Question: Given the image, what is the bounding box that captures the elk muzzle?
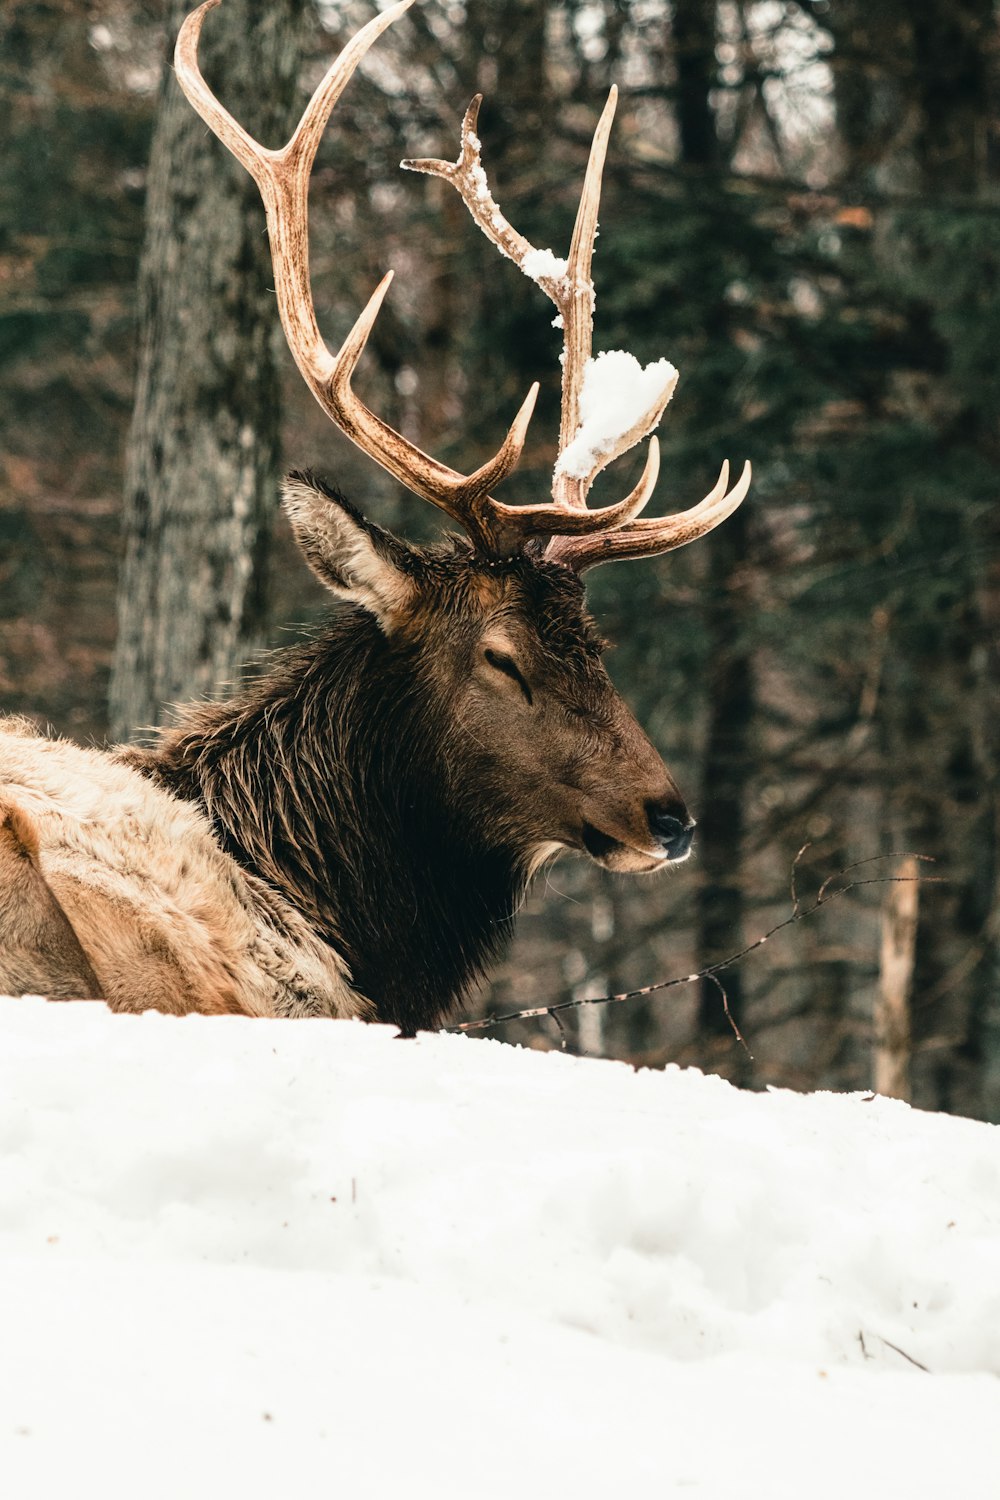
[646,801,696,862]
[577,787,694,873]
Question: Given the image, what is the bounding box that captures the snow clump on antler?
[555,350,679,481]
[520,247,570,283]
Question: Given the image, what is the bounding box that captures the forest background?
[1,0,997,1119]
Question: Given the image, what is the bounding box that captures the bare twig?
[862,1330,931,1373]
[789,840,812,917]
[703,970,753,1059]
[444,852,940,1045]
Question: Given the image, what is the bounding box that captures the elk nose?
[647,804,696,861]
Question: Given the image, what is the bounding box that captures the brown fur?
[0,715,364,1016]
[1,478,691,1026]
[0,796,103,1001]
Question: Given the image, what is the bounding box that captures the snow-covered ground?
[2,997,998,1498]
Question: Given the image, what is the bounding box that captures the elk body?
[0,0,750,1030]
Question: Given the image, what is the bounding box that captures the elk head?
[174,0,750,880]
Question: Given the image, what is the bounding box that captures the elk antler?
[174,0,657,558]
[403,91,751,570]
[176,0,749,569]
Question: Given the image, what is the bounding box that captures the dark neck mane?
[133,612,526,1032]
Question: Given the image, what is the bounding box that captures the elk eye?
[483,648,533,705]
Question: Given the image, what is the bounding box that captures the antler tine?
[177,3,751,567]
[404,86,616,461]
[556,87,616,484]
[404,87,688,542]
[175,0,541,555]
[325,273,540,546]
[402,96,542,282]
[547,459,752,572]
[487,437,659,540]
[403,88,618,485]
[174,0,275,184]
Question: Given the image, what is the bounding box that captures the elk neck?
[129,608,528,1033]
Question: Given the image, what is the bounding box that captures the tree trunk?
[696,502,753,1063]
[668,0,755,1069]
[875,856,919,1100]
[109,0,310,742]
[672,0,722,170]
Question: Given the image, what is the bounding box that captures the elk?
[0,0,750,1031]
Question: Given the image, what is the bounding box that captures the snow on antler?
[555,351,679,482]
[403,82,749,568]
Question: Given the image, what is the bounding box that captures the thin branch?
[703,970,753,1059]
[444,853,941,1045]
[864,1331,931,1373]
[789,840,812,917]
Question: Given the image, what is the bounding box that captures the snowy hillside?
[2,997,999,1498]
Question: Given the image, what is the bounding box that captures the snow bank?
[2,997,998,1498]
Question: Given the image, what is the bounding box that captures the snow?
[2,997,999,1498]
[520,245,569,283]
[556,347,679,478]
[469,158,492,202]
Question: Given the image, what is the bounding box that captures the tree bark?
[696,502,753,1062]
[109,0,310,742]
[672,0,721,170]
[667,0,755,1068]
[875,856,919,1100]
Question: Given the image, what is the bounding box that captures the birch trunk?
[875,856,919,1100]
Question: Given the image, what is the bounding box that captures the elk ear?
[282,472,416,628]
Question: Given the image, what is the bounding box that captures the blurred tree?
[818,0,1000,1116]
[667,0,756,1071]
[109,0,312,740]
[0,0,154,738]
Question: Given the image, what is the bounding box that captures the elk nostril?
[647,804,696,860]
